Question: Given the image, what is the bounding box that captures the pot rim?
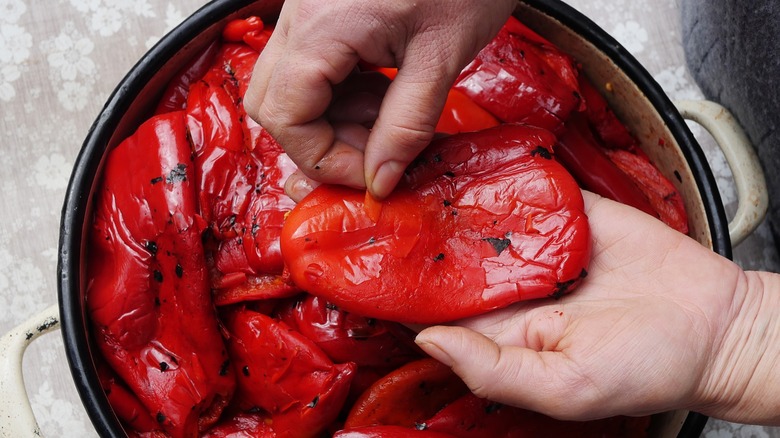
[57,0,730,437]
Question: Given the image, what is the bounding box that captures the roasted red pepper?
[96,360,161,434]
[222,16,274,52]
[454,16,583,131]
[435,88,500,134]
[154,40,221,115]
[186,42,298,291]
[223,308,357,437]
[605,148,689,233]
[281,124,590,323]
[87,111,235,437]
[345,358,469,430]
[201,412,273,437]
[275,294,422,368]
[424,393,651,438]
[555,114,658,218]
[576,75,637,151]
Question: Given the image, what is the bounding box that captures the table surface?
[1,0,778,436]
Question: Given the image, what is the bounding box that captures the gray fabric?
[681,0,780,245]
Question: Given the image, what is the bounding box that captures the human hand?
[416,191,780,425]
[244,0,515,200]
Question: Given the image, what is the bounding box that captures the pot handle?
[0,304,60,438]
[675,100,768,247]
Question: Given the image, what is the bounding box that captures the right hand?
[244,0,515,200]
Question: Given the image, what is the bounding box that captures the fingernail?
[284,173,320,203]
[415,332,454,367]
[370,160,405,199]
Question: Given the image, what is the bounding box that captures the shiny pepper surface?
[454,16,583,131]
[281,124,591,324]
[87,111,235,437]
[187,43,298,283]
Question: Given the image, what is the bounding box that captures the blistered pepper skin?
[454,16,583,131]
[424,393,651,438]
[223,308,356,438]
[87,111,235,438]
[281,124,591,324]
[186,43,298,286]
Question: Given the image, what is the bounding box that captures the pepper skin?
[223,308,357,438]
[576,75,637,151]
[281,124,591,324]
[275,294,423,368]
[454,16,583,131]
[87,111,235,438]
[344,358,469,430]
[361,65,499,134]
[154,39,221,115]
[555,114,658,218]
[605,148,689,234]
[424,393,651,438]
[187,42,298,289]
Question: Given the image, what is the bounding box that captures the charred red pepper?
[605,148,689,233]
[154,40,221,115]
[576,75,637,151]
[275,294,422,368]
[223,308,356,437]
[281,124,590,324]
[555,114,658,218]
[186,42,298,292]
[454,16,583,131]
[424,393,651,438]
[87,111,235,437]
[345,358,469,430]
[96,360,161,434]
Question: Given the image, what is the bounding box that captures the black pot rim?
[57,0,729,437]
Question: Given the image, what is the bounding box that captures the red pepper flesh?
[281,124,591,323]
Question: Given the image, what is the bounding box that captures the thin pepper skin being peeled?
[87,111,235,437]
[281,124,591,324]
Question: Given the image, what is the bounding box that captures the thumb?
[415,325,588,419]
[363,65,450,199]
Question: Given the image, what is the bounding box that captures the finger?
[284,170,321,203]
[328,71,391,127]
[243,1,294,119]
[363,62,452,199]
[415,325,602,420]
[246,31,367,188]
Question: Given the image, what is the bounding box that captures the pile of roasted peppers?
[87,13,686,438]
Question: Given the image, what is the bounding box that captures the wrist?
[694,270,780,425]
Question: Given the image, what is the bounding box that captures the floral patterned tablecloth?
[1,0,778,436]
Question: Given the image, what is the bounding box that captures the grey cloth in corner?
[681,0,780,245]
